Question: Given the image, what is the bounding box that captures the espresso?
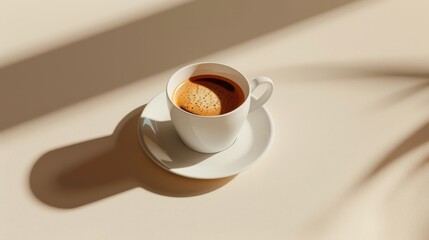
[173,75,245,116]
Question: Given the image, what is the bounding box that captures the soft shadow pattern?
[0,0,361,131]
[316,64,429,187]
[280,63,429,106]
[285,63,429,232]
[357,120,429,187]
[282,63,429,81]
[29,106,235,209]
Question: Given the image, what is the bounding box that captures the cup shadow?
[29,105,235,209]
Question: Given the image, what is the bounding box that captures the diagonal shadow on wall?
[0,0,361,131]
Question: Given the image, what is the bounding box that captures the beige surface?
[1,0,429,239]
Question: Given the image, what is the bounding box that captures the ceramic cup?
[166,62,273,153]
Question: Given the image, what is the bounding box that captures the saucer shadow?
[29,106,235,209]
[141,119,216,169]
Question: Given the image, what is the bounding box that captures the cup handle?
[249,76,274,112]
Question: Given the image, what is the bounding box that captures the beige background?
[1,0,429,239]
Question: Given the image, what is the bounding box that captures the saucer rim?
[137,91,275,179]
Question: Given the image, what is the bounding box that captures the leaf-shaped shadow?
[295,64,429,233]
[358,121,429,188]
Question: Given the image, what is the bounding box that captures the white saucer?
[137,92,274,179]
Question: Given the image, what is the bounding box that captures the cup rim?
[166,62,250,119]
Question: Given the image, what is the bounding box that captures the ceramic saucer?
[137,92,274,179]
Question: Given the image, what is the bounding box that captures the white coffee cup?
[166,62,273,153]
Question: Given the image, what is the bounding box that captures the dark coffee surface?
[173,75,245,116]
